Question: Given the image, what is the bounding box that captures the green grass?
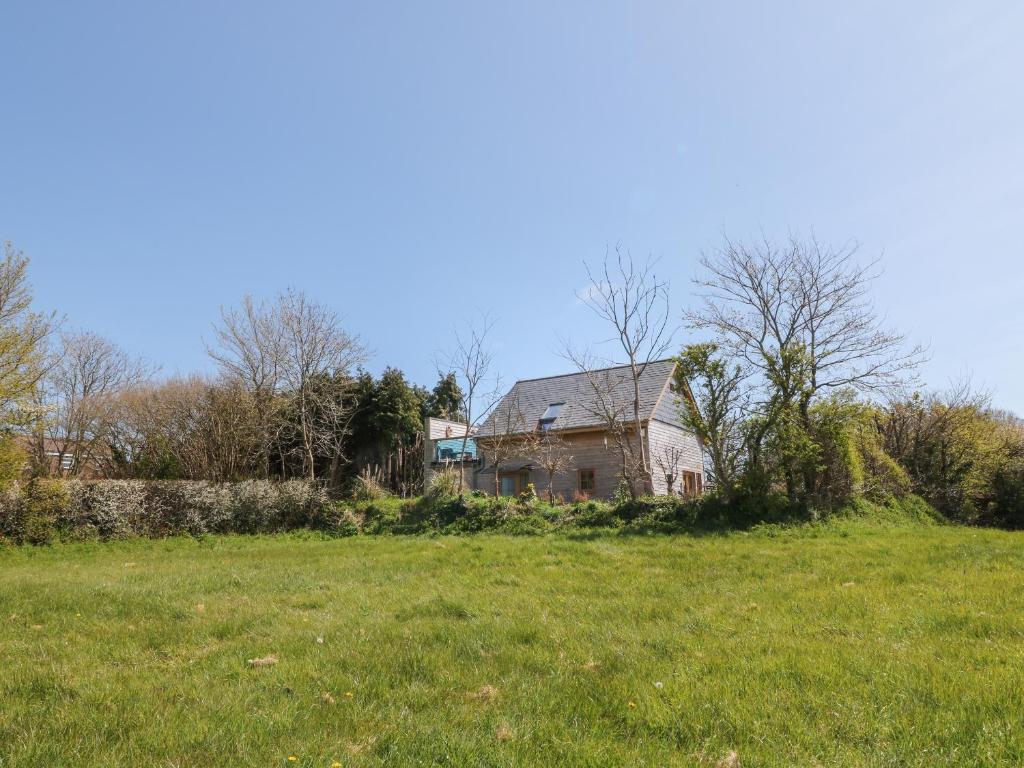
[1,521,1023,767]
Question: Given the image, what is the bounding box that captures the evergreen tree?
[426,373,465,421]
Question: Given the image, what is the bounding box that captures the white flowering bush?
[75,480,148,539]
[0,478,340,542]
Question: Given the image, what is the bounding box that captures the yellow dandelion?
[345,691,354,698]
[287,756,298,762]
[331,763,342,768]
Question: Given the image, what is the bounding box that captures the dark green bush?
[11,480,69,545]
[567,501,623,529]
[497,513,553,536]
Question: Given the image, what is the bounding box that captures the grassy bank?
[1,520,1022,766]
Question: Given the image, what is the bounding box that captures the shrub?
[9,479,69,544]
[347,471,389,502]
[75,481,147,539]
[310,503,360,537]
[277,479,331,529]
[225,480,284,534]
[567,500,622,529]
[356,499,406,535]
[0,437,25,492]
[988,458,1024,529]
[145,482,221,537]
[518,483,538,504]
[427,468,460,499]
[617,496,701,531]
[498,512,553,536]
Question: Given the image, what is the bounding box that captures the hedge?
[0,479,934,545]
[0,479,347,544]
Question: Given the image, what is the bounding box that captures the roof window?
[538,402,564,431]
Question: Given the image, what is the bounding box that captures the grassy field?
[1,521,1023,767]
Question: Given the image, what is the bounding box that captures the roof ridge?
[512,357,676,386]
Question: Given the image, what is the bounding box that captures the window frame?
[577,468,596,493]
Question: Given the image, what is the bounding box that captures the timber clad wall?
[646,419,704,496]
[473,430,643,501]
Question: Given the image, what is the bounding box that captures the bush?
[427,468,460,499]
[225,480,285,534]
[347,472,389,502]
[986,458,1024,529]
[497,513,553,536]
[567,501,623,529]
[310,503,360,537]
[8,479,69,545]
[0,437,25,492]
[74,480,148,539]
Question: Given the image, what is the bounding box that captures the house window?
[47,451,74,473]
[682,471,703,497]
[578,468,595,493]
[538,402,564,431]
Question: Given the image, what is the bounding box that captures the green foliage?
[426,467,460,499]
[0,477,960,545]
[346,471,389,502]
[611,479,633,506]
[0,435,26,491]
[0,243,52,430]
[988,456,1024,529]
[674,344,745,499]
[8,479,69,544]
[568,501,624,529]
[876,393,1024,524]
[518,482,538,504]
[426,372,465,421]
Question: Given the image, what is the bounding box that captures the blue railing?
[433,437,478,463]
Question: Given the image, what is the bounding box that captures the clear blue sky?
[2,2,1022,412]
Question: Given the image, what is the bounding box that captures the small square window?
[578,469,595,493]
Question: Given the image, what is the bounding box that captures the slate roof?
[477,358,682,436]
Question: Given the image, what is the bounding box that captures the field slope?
[1,522,1023,767]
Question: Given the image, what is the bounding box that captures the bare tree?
[107,376,265,481]
[531,430,574,504]
[208,295,283,478]
[438,313,499,495]
[210,289,367,483]
[569,245,674,497]
[688,235,925,500]
[37,330,151,477]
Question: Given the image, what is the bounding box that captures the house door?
[500,474,518,496]
[498,471,530,497]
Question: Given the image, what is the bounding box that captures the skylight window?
[538,402,564,431]
[541,403,564,421]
